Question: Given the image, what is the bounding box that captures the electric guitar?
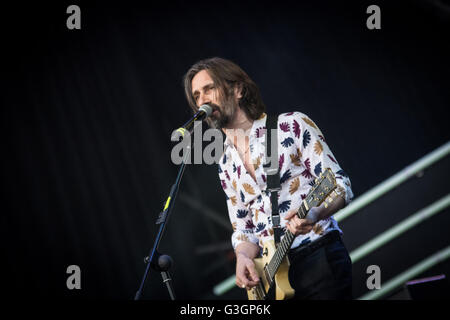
[247,168,338,300]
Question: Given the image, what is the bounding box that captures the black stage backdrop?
[2,0,449,300]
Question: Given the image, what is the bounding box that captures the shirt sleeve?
[218,162,260,250]
[291,112,354,205]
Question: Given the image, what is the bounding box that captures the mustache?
[208,103,221,113]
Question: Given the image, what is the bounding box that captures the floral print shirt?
[218,111,354,251]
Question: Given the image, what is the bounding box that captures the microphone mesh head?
[199,104,213,116]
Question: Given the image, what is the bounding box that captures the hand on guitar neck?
[285,195,345,236]
[284,208,316,235]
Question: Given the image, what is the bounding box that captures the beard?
[207,96,239,129]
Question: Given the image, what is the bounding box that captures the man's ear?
[234,83,243,99]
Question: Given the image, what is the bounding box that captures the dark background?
[2,0,449,300]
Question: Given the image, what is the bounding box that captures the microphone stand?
[134,131,194,300]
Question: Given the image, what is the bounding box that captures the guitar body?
[247,240,295,300]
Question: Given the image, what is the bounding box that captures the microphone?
[174,104,212,138]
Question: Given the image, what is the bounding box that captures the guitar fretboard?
[265,203,308,280]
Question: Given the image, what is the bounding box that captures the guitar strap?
[263,114,282,247]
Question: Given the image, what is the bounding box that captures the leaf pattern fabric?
[303,130,311,148]
[290,149,302,167]
[281,137,294,148]
[302,117,318,130]
[279,122,290,132]
[279,154,285,170]
[243,183,256,195]
[289,177,300,195]
[314,162,322,176]
[218,112,354,250]
[293,119,301,138]
[236,209,248,219]
[278,200,291,213]
[280,169,292,185]
[314,140,323,156]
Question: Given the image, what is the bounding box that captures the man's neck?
[222,108,253,154]
[222,108,253,136]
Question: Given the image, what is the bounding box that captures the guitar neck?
[266,202,308,279]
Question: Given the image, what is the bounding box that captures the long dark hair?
[183,57,266,122]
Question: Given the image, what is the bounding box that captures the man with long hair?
[183,57,354,299]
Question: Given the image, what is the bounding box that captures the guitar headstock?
[304,168,337,210]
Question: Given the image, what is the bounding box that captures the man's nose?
[198,93,211,107]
